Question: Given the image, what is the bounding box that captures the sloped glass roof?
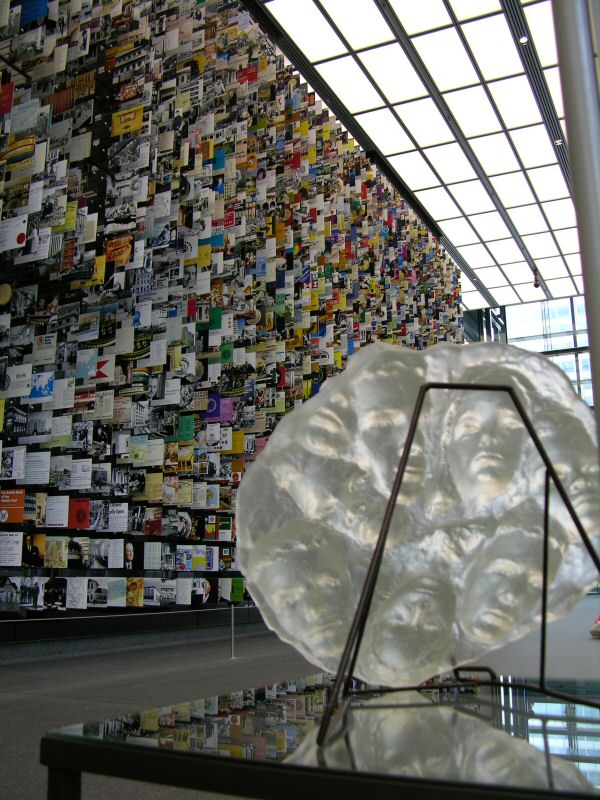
[243,0,579,311]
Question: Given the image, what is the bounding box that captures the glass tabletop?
[50,673,600,795]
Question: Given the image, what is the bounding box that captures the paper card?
[0,489,25,523]
[45,496,69,528]
[0,214,28,251]
[108,503,128,532]
[66,577,88,609]
[20,451,50,485]
[1,446,26,480]
[1,364,32,398]
[69,498,90,530]
[45,536,69,567]
[0,532,23,566]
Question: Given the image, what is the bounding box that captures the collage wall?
[0,0,462,615]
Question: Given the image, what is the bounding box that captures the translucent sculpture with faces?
[237,342,600,685]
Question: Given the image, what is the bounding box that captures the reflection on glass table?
[40,673,600,800]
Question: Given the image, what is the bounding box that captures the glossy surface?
[51,674,600,792]
[237,342,600,684]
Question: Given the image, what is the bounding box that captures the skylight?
[268,0,346,62]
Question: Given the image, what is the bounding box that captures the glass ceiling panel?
[543,66,564,117]
[414,187,462,220]
[443,85,502,137]
[469,210,511,240]
[499,261,532,283]
[355,108,414,155]
[320,0,394,50]
[554,227,580,255]
[473,266,507,287]
[524,1,558,67]
[509,125,557,168]
[490,171,536,207]
[535,256,568,280]
[507,204,548,235]
[393,97,454,147]
[541,198,576,229]
[389,0,452,35]
[439,217,480,245]
[460,274,477,292]
[457,243,496,268]
[359,44,427,104]
[461,290,489,310]
[268,0,347,62]
[514,283,548,302]
[521,231,559,259]
[461,14,524,81]
[316,57,383,113]
[412,28,479,91]
[449,179,495,214]
[468,132,520,174]
[422,142,477,183]
[527,164,570,201]
[573,276,584,293]
[449,0,502,21]
[388,151,440,190]
[486,238,524,263]
[546,277,578,298]
[565,253,582,274]
[488,285,521,305]
[488,75,543,128]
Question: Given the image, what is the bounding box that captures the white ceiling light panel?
[443,85,502,137]
[554,227,580,255]
[456,243,496,268]
[461,14,524,81]
[489,285,521,305]
[412,28,479,91]
[388,0,452,35]
[527,164,569,201]
[541,198,577,229]
[473,266,507,287]
[546,277,578,298]
[468,210,510,241]
[509,125,557,168]
[359,44,427,103]
[355,107,414,154]
[486,238,524,263]
[524,0,558,68]
[498,261,531,283]
[535,256,568,280]
[490,171,536,207]
[449,179,495,214]
[488,75,543,128]
[565,253,581,274]
[449,0,501,21]
[319,0,394,49]
[441,217,480,245]
[316,57,383,113]
[514,283,548,302]
[414,186,462,219]
[520,231,559,259]
[422,142,477,183]
[507,204,548,235]
[542,66,564,117]
[388,151,440,190]
[268,0,346,62]
[468,132,520,174]
[461,290,490,309]
[394,97,454,147]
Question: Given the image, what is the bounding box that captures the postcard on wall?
[20,451,51,485]
[1,364,32,398]
[0,489,25,523]
[45,496,69,528]
[0,532,23,567]
[66,577,88,610]
[1,446,26,481]
[107,577,126,608]
[45,537,69,568]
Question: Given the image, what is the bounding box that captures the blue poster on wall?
[20,0,48,26]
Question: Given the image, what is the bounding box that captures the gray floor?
[1,595,599,800]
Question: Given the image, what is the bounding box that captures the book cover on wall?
[0,489,25,523]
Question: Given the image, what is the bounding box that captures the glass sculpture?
[237,342,600,684]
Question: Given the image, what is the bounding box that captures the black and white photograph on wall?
[128,505,145,535]
[91,421,111,457]
[129,469,146,498]
[68,537,90,569]
[43,576,67,608]
[90,464,111,494]
[87,577,108,608]
[88,539,109,569]
[19,576,46,609]
[20,410,52,444]
[143,577,161,606]
[71,420,93,453]
[4,402,27,435]
[89,501,109,532]
[112,465,130,497]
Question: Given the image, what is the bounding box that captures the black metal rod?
[540,470,551,692]
[317,383,429,746]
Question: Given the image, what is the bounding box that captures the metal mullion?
[374,0,547,298]
[501,0,572,189]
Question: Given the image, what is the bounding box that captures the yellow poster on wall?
[111,104,144,137]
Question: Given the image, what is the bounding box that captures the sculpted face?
[237,342,600,685]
